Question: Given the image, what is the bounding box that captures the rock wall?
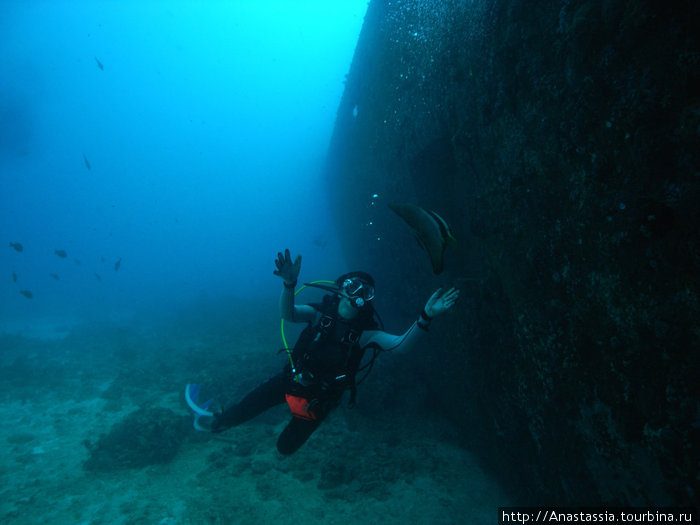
[325,0,698,505]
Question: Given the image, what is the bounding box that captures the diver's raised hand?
[274,248,301,285]
[424,287,459,318]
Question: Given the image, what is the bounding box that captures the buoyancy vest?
[287,295,379,408]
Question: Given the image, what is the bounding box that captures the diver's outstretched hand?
[424,287,459,318]
[274,248,301,285]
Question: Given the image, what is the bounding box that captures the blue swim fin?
[185,383,214,431]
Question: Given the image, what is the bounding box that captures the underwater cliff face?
[326,0,698,505]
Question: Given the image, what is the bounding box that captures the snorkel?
[301,281,341,295]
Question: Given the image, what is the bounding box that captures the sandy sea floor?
[0,314,508,524]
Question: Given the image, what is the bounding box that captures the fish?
[9,242,23,252]
[49,273,60,280]
[83,154,91,170]
[313,235,328,248]
[54,249,67,258]
[94,56,104,70]
[114,257,122,271]
[94,273,101,281]
[19,290,33,299]
[388,202,456,274]
[12,272,17,282]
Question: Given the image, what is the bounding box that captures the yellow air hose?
[281,280,337,373]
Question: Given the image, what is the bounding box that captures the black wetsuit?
[212,370,318,455]
[212,295,377,454]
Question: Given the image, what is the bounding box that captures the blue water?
[0,6,514,523]
[1,1,367,325]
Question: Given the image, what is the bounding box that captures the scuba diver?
[189,249,459,455]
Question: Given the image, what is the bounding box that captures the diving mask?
[341,278,375,308]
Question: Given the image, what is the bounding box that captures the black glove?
[274,248,301,285]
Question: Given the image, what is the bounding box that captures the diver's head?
[336,271,375,319]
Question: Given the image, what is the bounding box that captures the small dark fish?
[94,273,102,281]
[94,56,104,70]
[49,273,60,280]
[83,154,91,170]
[9,242,23,252]
[114,257,122,271]
[12,272,18,282]
[313,235,328,248]
[19,290,33,299]
[54,249,68,258]
[100,256,105,263]
[74,258,81,265]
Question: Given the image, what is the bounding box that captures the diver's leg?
[276,395,341,454]
[211,371,286,432]
[276,416,323,455]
